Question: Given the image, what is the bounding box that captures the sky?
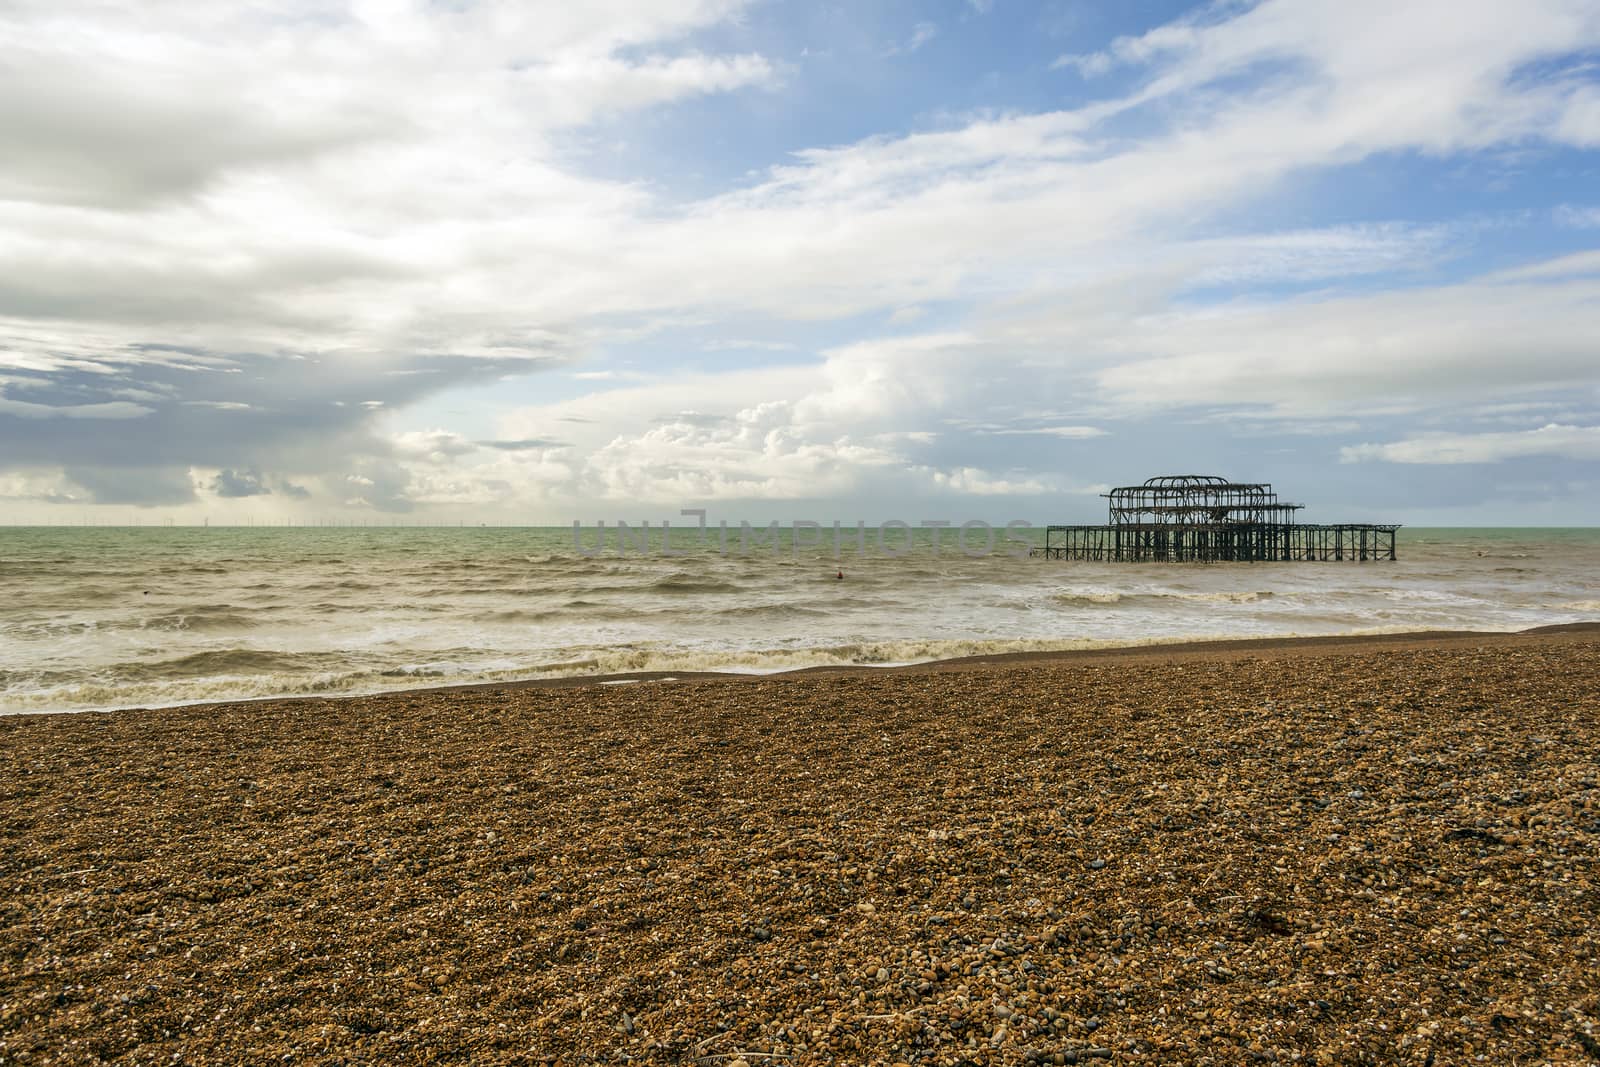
[3,0,1600,526]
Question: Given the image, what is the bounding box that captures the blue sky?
[2,0,1600,523]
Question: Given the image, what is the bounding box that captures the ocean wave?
[648,573,742,594]
[0,623,1505,716]
[713,603,830,619]
[44,585,129,604]
[475,609,568,624]
[12,607,273,638]
[0,638,1125,714]
[5,618,102,639]
[1183,590,1277,603]
[1054,591,1125,605]
[139,607,260,632]
[123,649,310,678]
[7,526,1598,716]
[1053,589,1276,607]
[0,672,354,714]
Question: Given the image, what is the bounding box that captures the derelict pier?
[1037,475,1399,562]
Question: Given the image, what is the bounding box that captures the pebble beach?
[2,627,1598,1065]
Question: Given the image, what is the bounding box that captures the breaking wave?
[1054,589,1277,607]
[0,628,1448,715]
[3,524,1598,715]
[648,573,743,594]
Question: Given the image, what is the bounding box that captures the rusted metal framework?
[1038,474,1399,562]
[1105,474,1304,527]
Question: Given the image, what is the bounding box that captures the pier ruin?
[1038,475,1399,562]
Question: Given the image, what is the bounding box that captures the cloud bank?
[2,0,1599,522]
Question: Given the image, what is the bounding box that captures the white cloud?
[391,429,478,463]
[989,425,1108,439]
[1064,0,1600,136]
[1342,424,1600,464]
[1557,84,1600,146]
[702,339,798,352]
[578,401,906,503]
[534,51,776,120]
[0,0,773,363]
[1052,52,1117,77]
[1554,204,1600,229]
[0,469,84,503]
[925,467,1049,495]
[887,306,927,325]
[1487,249,1600,281]
[884,22,939,58]
[6,0,1595,366]
[4,0,1600,517]
[1091,267,1600,417]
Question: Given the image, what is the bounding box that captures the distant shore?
[2,626,1598,1063]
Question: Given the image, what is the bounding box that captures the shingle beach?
[3,627,1598,1065]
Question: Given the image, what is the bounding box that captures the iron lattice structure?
[1039,474,1399,562]
[1105,474,1305,527]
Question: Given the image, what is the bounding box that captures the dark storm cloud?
[64,465,196,506]
[0,346,559,505]
[341,458,417,514]
[211,468,271,497]
[477,437,567,450]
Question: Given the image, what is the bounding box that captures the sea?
[2,525,1597,714]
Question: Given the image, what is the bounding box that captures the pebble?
[1,635,1596,1065]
